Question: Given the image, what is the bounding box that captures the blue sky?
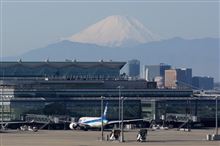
[1,1,219,56]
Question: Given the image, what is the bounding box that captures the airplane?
[69,103,146,131]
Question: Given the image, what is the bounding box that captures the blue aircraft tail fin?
[103,102,108,118]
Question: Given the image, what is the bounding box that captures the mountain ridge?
[3,37,219,81]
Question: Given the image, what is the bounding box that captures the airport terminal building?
[0,61,219,126]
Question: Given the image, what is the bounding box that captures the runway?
[0,128,219,146]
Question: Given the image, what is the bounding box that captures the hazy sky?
[1,1,219,56]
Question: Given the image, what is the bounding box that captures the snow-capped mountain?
[66,15,160,47]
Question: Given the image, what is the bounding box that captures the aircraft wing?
[107,119,148,125]
[0,121,27,124]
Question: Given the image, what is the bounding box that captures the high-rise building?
[143,63,171,87]
[192,76,214,90]
[176,68,192,87]
[165,68,192,89]
[144,63,171,81]
[126,59,140,78]
[164,69,177,88]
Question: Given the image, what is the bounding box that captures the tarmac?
[0,128,220,146]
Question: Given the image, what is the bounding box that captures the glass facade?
[176,68,192,88]
[126,59,140,78]
[1,61,217,125]
[192,76,214,90]
[0,62,125,79]
[142,98,220,123]
[1,99,141,121]
[0,80,193,122]
[1,82,218,124]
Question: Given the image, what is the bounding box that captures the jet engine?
[69,122,78,130]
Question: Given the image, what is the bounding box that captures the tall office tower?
[126,59,140,79]
[144,63,171,87]
[165,68,192,89]
[164,69,177,88]
[192,76,214,90]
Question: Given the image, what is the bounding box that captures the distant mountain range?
[3,15,220,81]
[4,37,219,81]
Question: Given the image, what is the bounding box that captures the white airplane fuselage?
[79,117,108,127]
[69,117,108,129]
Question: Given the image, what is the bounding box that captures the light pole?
[120,96,126,142]
[117,86,123,129]
[188,95,192,131]
[1,85,3,130]
[101,96,105,141]
[215,96,218,135]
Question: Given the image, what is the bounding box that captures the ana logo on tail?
[103,102,108,118]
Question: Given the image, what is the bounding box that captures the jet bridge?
[166,113,198,123]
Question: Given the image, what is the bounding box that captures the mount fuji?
[66,15,160,47]
[3,15,220,81]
